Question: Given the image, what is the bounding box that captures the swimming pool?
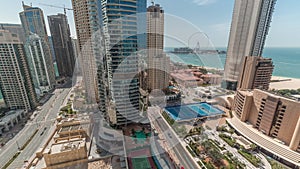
[164,102,224,121]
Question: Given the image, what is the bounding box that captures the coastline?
[270,76,300,90]
[171,59,300,90]
[170,60,224,71]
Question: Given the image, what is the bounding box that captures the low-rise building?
[201,74,222,85]
[0,110,26,134]
[171,70,203,87]
[43,138,88,169]
[55,114,91,141]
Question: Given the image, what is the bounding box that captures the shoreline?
[270,76,300,90]
[170,60,224,71]
[171,59,300,90]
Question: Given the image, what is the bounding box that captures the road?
[148,106,200,169]
[0,88,71,169]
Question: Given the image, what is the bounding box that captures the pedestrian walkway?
[227,117,300,168]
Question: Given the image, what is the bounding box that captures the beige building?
[234,89,300,152]
[43,138,88,169]
[55,114,91,141]
[238,56,273,90]
[201,74,223,85]
[223,0,276,90]
[147,4,170,90]
[71,0,100,103]
[0,30,37,110]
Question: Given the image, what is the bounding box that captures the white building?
[26,34,55,97]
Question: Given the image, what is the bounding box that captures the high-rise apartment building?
[237,56,273,90]
[71,38,79,64]
[26,34,54,96]
[19,3,55,96]
[0,30,37,110]
[48,14,75,78]
[102,0,141,126]
[137,0,147,51]
[71,0,102,103]
[223,0,276,90]
[0,23,26,43]
[147,4,170,90]
[234,89,300,152]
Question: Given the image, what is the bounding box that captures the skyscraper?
[147,4,170,90]
[26,34,54,96]
[48,36,56,63]
[48,13,75,78]
[102,0,141,126]
[71,0,102,103]
[237,56,274,90]
[137,0,147,51]
[19,3,55,96]
[223,0,276,90]
[0,23,26,43]
[0,30,37,110]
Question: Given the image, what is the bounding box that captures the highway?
[148,106,200,169]
[0,87,71,169]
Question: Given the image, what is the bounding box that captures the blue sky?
[0,0,299,47]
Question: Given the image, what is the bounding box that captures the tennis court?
[131,156,151,169]
[164,102,224,121]
[127,148,157,169]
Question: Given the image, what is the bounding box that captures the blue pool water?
[164,102,224,121]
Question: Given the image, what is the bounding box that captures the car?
[40,131,44,136]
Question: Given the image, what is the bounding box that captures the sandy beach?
[270,76,300,90]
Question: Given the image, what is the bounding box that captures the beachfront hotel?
[223,0,276,90]
[233,89,300,152]
[147,3,170,91]
[237,56,274,90]
[0,30,37,111]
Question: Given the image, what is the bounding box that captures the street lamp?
[16,141,20,150]
[36,119,39,129]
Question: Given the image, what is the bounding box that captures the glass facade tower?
[19,3,55,97]
[101,0,141,126]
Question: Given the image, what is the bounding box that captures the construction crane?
[39,3,73,15]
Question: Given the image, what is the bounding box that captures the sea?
[0,47,299,100]
[166,47,300,79]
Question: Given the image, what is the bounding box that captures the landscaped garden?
[219,133,236,147]
[59,103,77,117]
[267,157,289,169]
[162,111,175,125]
[238,149,261,167]
[186,139,245,169]
[218,126,261,168]
[131,128,151,144]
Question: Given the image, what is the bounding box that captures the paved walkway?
[227,116,300,167]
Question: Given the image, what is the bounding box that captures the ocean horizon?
[165,47,300,79]
[0,47,299,101]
